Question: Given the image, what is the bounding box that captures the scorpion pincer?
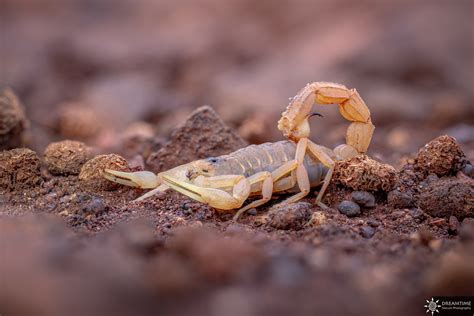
[104,82,375,220]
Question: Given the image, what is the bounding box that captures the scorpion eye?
[208,157,218,163]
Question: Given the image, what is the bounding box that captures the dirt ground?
[1,1,474,316]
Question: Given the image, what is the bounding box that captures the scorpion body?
[209,141,329,192]
[104,81,374,220]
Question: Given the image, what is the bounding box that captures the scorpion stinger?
[278,81,374,207]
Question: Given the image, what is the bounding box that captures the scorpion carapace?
[104,81,374,220]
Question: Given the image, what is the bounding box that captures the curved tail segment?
[278,82,375,207]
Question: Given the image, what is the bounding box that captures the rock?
[415,135,465,176]
[337,200,361,217]
[351,191,375,208]
[418,177,474,220]
[360,226,376,238]
[267,202,312,230]
[462,163,474,178]
[247,208,257,216]
[82,197,106,215]
[0,148,42,191]
[44,140,92,175]
[0,88,28,150]
[387,189,415,209]
[79,154,131,191]
[333,155,397,192]
[147,106,247,172]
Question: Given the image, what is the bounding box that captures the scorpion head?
[183,157,220,180]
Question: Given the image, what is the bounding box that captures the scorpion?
[104,82,375,220]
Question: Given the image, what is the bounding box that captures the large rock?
[147,106,247,172]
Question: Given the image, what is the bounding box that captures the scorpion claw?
[160,175,207,203]
[103,169,160,189]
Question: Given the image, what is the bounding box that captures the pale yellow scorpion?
[104,82,375,220]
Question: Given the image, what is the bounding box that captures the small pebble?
[247,208,257,216]
[337,200,361,217]
[351,191,375,208]
[83,197,106,215]
[462,163,474,178]
[425,174,439,184]
[387,190,414,209]
[360,226,375,238]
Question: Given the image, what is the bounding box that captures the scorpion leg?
[306,141,335,209]
[234,160,304,220]
[280,138,311,204]
[233,171,273,221]
[134,184,170,202]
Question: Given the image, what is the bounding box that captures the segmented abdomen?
[218,141,327,187]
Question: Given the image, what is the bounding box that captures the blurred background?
[1,2,474,316]
[1,0,473,162]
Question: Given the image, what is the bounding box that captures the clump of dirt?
[147,106,247,172]
[418,176,474,220]
[267,202,312,230]
[333,155,397,192]
[44,140,92,175]
[79,154,131,191]
[0,148,42,191]
[0,88,28,150]
[57,102,102,139]
[415,135,466,176]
